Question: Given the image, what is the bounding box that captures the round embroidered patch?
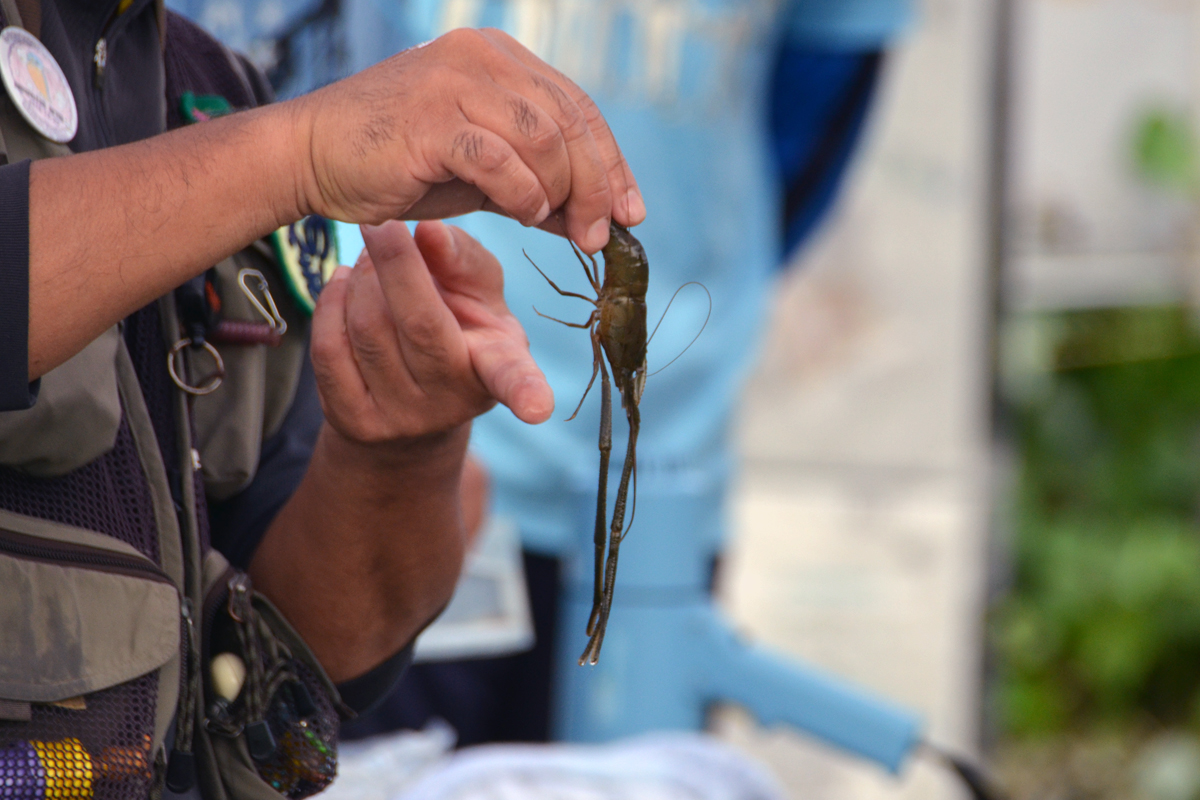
[271,216,340,316]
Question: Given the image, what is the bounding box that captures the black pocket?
[195,566,343,800]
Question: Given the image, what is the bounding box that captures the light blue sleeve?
[783,0,913,48]
[334,221,365,265]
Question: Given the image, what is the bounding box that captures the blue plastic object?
[550,487,923,774]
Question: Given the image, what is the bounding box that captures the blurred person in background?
[169,0,912,744]
[334,0,913,745]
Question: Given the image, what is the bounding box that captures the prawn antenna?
[647,282,713,378]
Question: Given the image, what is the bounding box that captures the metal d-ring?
[168,338,225,396]
[237,268,287,335]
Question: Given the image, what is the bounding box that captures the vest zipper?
[89,0,135,141]
[93,37,108,89]
[0,527,172,584]
[166,598,199,793]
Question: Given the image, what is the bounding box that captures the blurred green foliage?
[1134,109,1196,192]
[997,306,1200,736]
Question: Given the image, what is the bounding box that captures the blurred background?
[169,0,1200,797]
[727,2,1200,798]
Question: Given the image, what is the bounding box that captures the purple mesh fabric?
[0,303,176,564]
[0,416,160,565]
[0,740,44,799]
[122,305,179,489]
[0,674,159,800]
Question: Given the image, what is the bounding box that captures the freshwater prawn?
[528,221,648,665]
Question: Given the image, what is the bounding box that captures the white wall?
[1007,0,1197,311]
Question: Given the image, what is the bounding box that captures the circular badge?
[0,27,77,143]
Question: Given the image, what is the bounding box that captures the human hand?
[310,219,554,457]
[293,28,644,254]
[253,223,536,678]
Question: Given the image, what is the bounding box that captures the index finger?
[360,221,475,387]
[482,29,645,250]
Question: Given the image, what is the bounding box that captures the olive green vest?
[0,4,338,798]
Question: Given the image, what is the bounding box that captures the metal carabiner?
[237,268,287,336]
[168,338,225,396]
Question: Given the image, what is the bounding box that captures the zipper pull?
[245,719,276,761]
[167,598,198,793]
[93,38,107,89]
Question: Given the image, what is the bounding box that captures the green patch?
[179,91,234,124]
[270,217,340,316]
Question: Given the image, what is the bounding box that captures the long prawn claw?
[585,350,613,639]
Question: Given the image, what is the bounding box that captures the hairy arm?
[28,105,301,380]
[27,27,643,381]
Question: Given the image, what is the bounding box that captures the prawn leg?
[533,308,592,328]
[567,320,603,422]
[525,251,598,305]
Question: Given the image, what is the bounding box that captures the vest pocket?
[0,509,181,800]
[194,560,344,800]
[0,327,123,478]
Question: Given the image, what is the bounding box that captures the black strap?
[0,159,37,411]
[174,268,220,346]
[336,643,416,717]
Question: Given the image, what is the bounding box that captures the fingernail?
[331,265,353,282]
[517,377,554,423]
[585,217,610,251]
[624,189,646,223]
[533,199,550,227]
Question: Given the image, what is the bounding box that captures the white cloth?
[324,730,787,800]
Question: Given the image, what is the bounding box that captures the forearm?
[25,26,648,381]
[28,102,305,379]
[247,421,470,683]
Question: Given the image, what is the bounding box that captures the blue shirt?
[332,0,908,553]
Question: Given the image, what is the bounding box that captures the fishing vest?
[0,5,344,800]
